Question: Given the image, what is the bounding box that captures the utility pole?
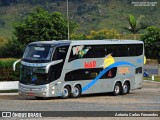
[67,0,70,40]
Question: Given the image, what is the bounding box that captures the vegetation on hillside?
[0,1,159,81]
[0,0,159,39]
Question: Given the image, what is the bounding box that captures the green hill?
[0,0,160,39]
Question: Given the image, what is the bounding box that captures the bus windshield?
[23,46,54,61]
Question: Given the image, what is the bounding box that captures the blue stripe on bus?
[81,61,136,93]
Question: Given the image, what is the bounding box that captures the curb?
[0,93,18,96]
[0,81,18,90]
[143,80,160,83]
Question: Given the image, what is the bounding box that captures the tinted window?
[52,46,69,61]
[83,46,94,58]
[65,67,117,81]
[94,46,106,58]
[69,44,143,62]
[136,44,143,56]
[127,45,136,56]
[127,44,143,56]
[117,45,127,57]
[65,69,91,81]
[23,46,53,61]
[136,67,142,74]
[106,46,117,57]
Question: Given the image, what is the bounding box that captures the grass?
[0,89,18,93]
[144,76,160,82]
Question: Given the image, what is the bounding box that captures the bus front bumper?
[18,83,49,97]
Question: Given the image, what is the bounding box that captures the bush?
[86,28,121,40]
[141,26,160,60]
[0,58,20,81]
[0,38,23,58]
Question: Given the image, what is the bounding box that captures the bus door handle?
[13,59,21,71]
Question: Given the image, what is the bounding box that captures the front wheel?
[121,82,130,95]
[61,86,71,99]
[112,82,121,96]
[71,85,81,98]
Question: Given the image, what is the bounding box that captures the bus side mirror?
[13,59,21,71]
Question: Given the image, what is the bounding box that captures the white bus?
[13,40,144,99]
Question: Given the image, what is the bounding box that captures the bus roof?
[29,40,143,46]
[71,40,143,45]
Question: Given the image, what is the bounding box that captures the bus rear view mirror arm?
[13,59,21,71]
[45,59,63,73]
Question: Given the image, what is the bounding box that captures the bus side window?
[68,47,78,62]
[94,45,105,58]
[128,45,136,56]
[136,44,143,56]
[83,46,94,58]
[52,46,69,61]
[117,45,127,57]
[106,46,117,57]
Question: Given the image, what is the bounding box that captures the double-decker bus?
[13,40,144,99]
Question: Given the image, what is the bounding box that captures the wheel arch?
[72,83,82,93]
[62,83,72,92]
[123,80,130,90]
[113,80,122,91]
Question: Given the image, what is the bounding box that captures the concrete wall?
[0,81,18,90]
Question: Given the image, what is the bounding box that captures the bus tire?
[121,82,129,95]
[71,85,81,98]
[112,82,121,96]
[61,86,71,99]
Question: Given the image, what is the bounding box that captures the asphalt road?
[0,81,159,112]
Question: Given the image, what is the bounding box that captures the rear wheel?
[112,82,121,96]
[61,86,71,99]
[71,85,81,98]
[121,82,130,95]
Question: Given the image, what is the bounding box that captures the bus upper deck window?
[52,46,69,61]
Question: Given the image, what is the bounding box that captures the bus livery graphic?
[82,61,136,93]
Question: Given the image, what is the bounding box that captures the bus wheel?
[113,82,121,96]
[61,86,71,99]
[121,82,129,95]
[71,85,81,98]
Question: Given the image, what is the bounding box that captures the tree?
[86,28,121,40]
[14,7,77,46]
[141,26,160,76]
[124,14,145,40]
[0,37,23,58]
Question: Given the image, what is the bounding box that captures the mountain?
[0,0,160,39]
